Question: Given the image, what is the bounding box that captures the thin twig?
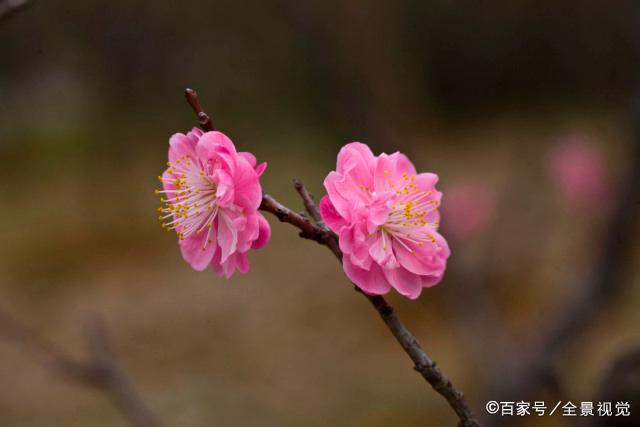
[0,0,29,22]
[261,193,340,257]
[293,179,325,227]
[184,88,213,132]
[0,308,162,427]
[185,89,480,427]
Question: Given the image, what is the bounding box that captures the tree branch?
[0,308,162,427]
[185,89,480,427]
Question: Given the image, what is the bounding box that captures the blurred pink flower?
[548,134,609,215]
[157,128,270,278]
[320,142,449,299]
[442,182,496,240]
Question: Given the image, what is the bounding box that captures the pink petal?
[213,169,235,207]
[217,211,239,262]
[349,233,374,270]
[383,266,423,299]
[179,227,217,271]
[373,152,417,191]
[238,151,257,167]
[319,196,348,233]
[210,247,231,278]
[323,172,356,222]
[368,232,392,265]
[336,142,376,181]
[339,223,373,270]
[338,225,354,254]
[211,251,250,278]
[366,195,391,233]
[255,162,267,177]
[343,258,392,296]
[168,133,197,163]
[232,155,262,211]
[251,214,271,249]
[236,211,259,252]
[196,131,237,173]
[413,172,439,193]
[394,152,417,176]
[421,273,444,288]
[234,252,250,273]
[186,127,204,143]
[393,233,449,276]
[238,152,267,176]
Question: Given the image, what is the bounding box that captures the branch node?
[184,88,213,131]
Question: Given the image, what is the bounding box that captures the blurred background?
[1,1,639,426]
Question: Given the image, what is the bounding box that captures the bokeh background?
[1,1,639,426]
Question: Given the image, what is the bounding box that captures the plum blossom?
[548,134,609,216]
[320,143,450,299]
[442,181,496,240]
[156,128,270,278]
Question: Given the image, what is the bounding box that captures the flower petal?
[393,232,449,276]
[232,155,262,211]
[373,152,417,191]
[196,131,237,173]
[255,162,267,177]
[319,195,348,233]
[343,258,392,296]
[336,142,376,180]
[217,211,239,262]
[383,266,423,299]
[169,132,197,163]
[179,226,217,271]
[251,213,271,249]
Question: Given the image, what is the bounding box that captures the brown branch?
[261,192,341,258]
[0,308,162,427]
[0,0,29,22]
[185,89,479,427]
[184,88,213,132]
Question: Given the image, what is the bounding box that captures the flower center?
[156,155,218,242]
[381,172,440,251]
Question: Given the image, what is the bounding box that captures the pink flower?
[442,182,496,240]
[157,128,270,278]
[320,142,450,299]
[547,134,609,216]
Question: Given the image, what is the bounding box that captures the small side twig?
[184,88,213,132]
[184,89,479,426]
[0,308,161,427]
[261,193,340,256]
[293,179,325,227]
